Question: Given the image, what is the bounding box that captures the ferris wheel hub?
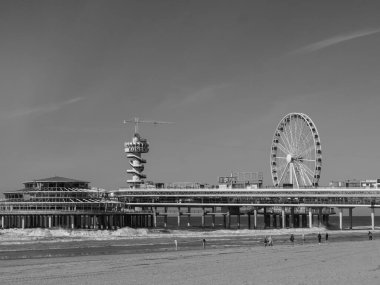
[286,154,293,163]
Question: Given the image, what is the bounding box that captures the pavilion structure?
[0,176,152,229]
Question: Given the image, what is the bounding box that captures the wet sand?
[1,233,380,284]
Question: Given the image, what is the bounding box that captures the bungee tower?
[124,117,173,187]
[125,132,149,185]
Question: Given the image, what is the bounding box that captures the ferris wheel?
[270,113,322,188]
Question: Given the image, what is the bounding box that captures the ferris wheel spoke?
[292,164,300,188]
[303,131,313,145]
[276,161,288,172]
[298,162,314,177]
[298,145,315,157]
[288,122,296,152]
[277,162,290,185]
[282,128,294,153]
[276,156,287,159]
[293,118,298,150]
[296,163,307,186]
[296,162,312,186]
[301,166,313,186]
[277,143,291,155]
[297,119,306,148]
[288,121,295,151]
[302,162,314,186]
[295,118,303,151]
[301,159,316,162]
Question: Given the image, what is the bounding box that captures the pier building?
[0,176,153,229]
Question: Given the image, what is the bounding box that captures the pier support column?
[152,208,157,228]
[247,214,251,229]
[71,215,75,229]
[318,208,322,227]
[371,207,375,230]
[187,207,191,227]
[227,212,231,229]
[164,207,168,228]
[237,214,241,229]
[94,216,98,229]
[309,208,313,229]
[48,216,52,228]
[1,216,4,228]
[21,216,25,229]
[282,208,286,229]
[254,209,257,229]
[299,214,303,228]
[308,208,313,228]
[339,208,343,230]
[223,214,226,229]
[177,208,181,227]
[201,208,205,228]
[211,207,216,228]
[290,207,294,228]
[349,208,353,230]
[263,207,267,229]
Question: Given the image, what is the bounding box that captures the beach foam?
[1,226,377,245]
[0,226,323,244]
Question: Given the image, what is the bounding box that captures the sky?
[1,0,380,195]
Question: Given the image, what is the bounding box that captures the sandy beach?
[1,233,380,285]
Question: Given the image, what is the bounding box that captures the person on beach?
[302,233,305,245]
[368,231,373,240]
[290,234,294,245]
[202,238,206,249]
[268,236,273,247]
[325,232,329,243]
[264,236,268,247]
[318,233,322,244]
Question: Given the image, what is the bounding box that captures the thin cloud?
[158,83,228,111]
[7,97,85,118]
[181,84,227,105]
[289,28,380,55]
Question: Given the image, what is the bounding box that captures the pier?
[1,178,379,230]
[113,187,380,230]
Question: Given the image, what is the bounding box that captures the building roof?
[23,176,90,184]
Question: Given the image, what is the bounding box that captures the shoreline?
[0,227,378,260]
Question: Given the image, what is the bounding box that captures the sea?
[0,215,378,260]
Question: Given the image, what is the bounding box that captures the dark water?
[328,215,378,229]
[156,215,379,230]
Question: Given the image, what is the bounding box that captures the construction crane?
[123,117,174,134]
